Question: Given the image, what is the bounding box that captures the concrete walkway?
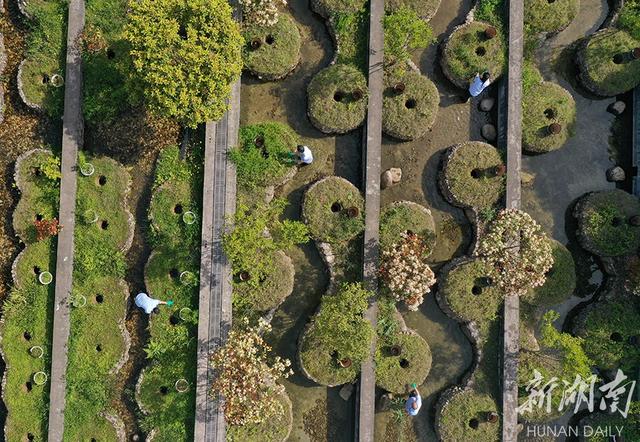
[193,81,239,441]
[47,0,84,440]
[357,0,383,439]
[502,0,524,439]
[632,87,639,197]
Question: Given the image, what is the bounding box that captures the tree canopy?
[125,0,243,127]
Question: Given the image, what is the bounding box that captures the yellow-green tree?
[125,0,243,127]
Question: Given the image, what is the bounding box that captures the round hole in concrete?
[405,98,417,109]
[333,91,345,102]
[475,46,486,56]
[610,332,623,342]
[469,418,480,429]
[96,344,102,352]
[23,331,32,341]
[169,268,179,279]
[174,204,184,214]
[33,266,41,275]
[613,54,624,64]
[544,108,557,119]
[95,294,104,304]
[331,202,343,213]
[107,48,116,59]
[160,386,169,395]
[266,34,275,44]
[399,358,410,368]
[472,285,483,295]
[42,74,50,84]
[98,175,107,186]
[471,168,482,179]
[35,214,43,221]
[100,220,109,230]
[612,217,623,227]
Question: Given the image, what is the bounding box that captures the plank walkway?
[632,86,640,197]
[502,0,524,438]
[47,0,85,440]
[193,81,239,441]
[356,0,383,439]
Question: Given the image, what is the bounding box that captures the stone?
[339,382,354,401]
[608,100,626,116]
[479,97,495,112]
[606,166,625,182]
[377,393,393,411]
[521,171,535,188]
[481,124,497,141]
[381,167,402,189]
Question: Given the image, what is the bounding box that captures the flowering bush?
[477,209,553,295]
[240,0,287,27]
[380,232,436,310]
[33,218,60,241]
[210,320,292,426]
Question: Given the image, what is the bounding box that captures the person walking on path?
[405,384,422,416]
[466,71,491,100]
[295,144,313,166]
[135,292,173,315]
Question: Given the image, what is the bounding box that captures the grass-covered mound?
[384,0,441,20]
[375,301,431,394]
[227,393,293,442]
[576,301,640,372]
[303,176,364,244]
[380,201,436,253]
[2,239,56,441]
[242,14,301,80]
[580,403,640,442]
[138,145,203,439]
[149,180,200,248]
[13,150,60,242]
[311,0,367,17]
[437,389,501,441]
[18,0,67,114]
[524,0,579,35]
[299,283,375,386]
[440,141,505,210]
[441,21,506,90]
[522,79,576,153]
[523,240,575,307]
[230,122,298,189]
[577,29,640,96]
[63,277,129,441]
[307,64,368,134]
[575,190,640,257]
[382,70,439,141]
[233,250,295,314]
[439,259,504,325]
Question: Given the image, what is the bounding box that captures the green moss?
[20,0,67,115]
[379,201,436,254]
[303,176,364,244]
[441,21,506,89]
[523,240,575,307]
[578,301,640,372]
[242,14,301,80]
[148,181,201,248]
[438,390,501,441]
[522,79,576,153]
[63,277,128,441]
[524,0,578,35]
[227,393,292,442]
[313,0,367,17]
[441,141,505,209]
[334,11,369,70]
[230,122,298,189]
[307,64,368,134]
[578,190,640,257]
[439,259,503,325]
[299,283,375,386]
[1,239,56,442]
[375,331,432,394]
[384,0,441,19]
[382,70,439,141]
[233,251,294,315]
[580,29,640,96]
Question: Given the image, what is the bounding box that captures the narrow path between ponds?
[47,0,84,439]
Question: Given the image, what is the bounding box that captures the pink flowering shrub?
[477,209,553,295]
[240,0,287,27]
[380,232,436,310]
[210,320,293,426]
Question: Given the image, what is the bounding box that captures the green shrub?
[230,122,298,189]
[475,0,505,28]
[383,7,433,67]
[379,201,436,254]
[299,283,375,385]
[583,403,640,442]
[333,11,369,69]
[303,176,364,243]
[125,0,243,127]
[619,0,640,41]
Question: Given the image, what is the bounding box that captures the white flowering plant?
[380,232,436,310]
[210,319,293,426]
[240,0,287,27]
[477,209,553,295]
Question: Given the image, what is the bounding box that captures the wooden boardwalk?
[356,0,383,439]
[502,0,524,438]
[47,0,84,439]
[193,80,239,441]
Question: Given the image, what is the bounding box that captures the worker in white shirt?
[466,71,491,101]
[295,145,314,166]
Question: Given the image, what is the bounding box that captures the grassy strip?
[63,154,132,440]
[1,150,59,441]
[21,0,67,114]
[524,0,578,35]
[333,10,368,70]
[137,145,203,440]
